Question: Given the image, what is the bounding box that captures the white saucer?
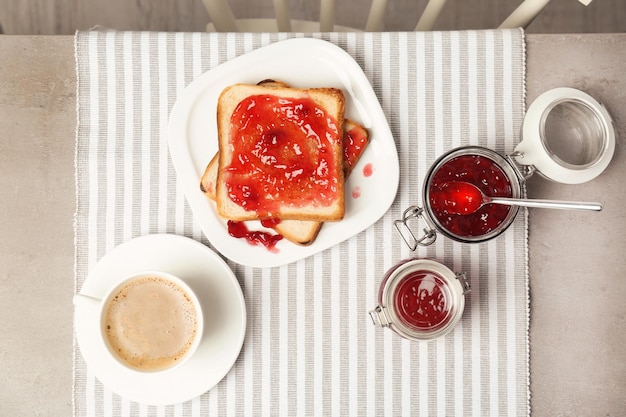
[74,234,247,405]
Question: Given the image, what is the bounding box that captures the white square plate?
[168,37,399,267]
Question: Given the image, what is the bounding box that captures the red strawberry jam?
[393,270,451,331]
[362,163,374,177]
[227,220,283,253]
[428,154,513,238]
[432,181,484,215]
[343,124,368,174]
[225,94,342,218]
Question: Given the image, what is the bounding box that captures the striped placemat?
[74,29,528,416]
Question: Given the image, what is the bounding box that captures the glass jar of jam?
[369,259,470,341]
[396,146,523,248]
[396,88,615,249]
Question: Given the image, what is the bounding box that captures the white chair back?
[203,0,594,32]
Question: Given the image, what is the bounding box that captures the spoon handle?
[489,197,603,211]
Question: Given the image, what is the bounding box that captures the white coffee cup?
[74,271,204,373]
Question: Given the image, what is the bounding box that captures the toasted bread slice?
[200,153,219,199]
[202,118,369,245]
[342,119,369,177]
[255,79,291,89]
[203,118,368,198]
[216,83,346,222]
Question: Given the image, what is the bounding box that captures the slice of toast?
[342,119,370,177]
[202,118,369,245]
[215,83,346,222]
[199,153,219,199]
[201,119,368,198]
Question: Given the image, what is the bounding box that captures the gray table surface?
[0,33,624,417]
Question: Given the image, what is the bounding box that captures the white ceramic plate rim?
[74,234,246,405]
[168,37,399,268]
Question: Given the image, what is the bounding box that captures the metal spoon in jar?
[435,181,603,215]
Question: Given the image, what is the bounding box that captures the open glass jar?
[395,87,615,249]
[369,259,470,341]
[515,87,615,184]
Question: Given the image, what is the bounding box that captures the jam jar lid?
[514,87,615,184]
[369,259,470,341]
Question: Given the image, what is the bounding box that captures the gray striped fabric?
[75,30,528,416]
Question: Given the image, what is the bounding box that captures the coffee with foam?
[103,275,199,371]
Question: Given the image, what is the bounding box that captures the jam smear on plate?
[227,220,283,253]
[362,163,374,177]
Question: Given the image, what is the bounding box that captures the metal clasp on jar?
[369,305,391,328]
[456,272,471,294]
[393,205,437,250]
[506,151,535,182]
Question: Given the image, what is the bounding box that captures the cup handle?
[73,293,102,307]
